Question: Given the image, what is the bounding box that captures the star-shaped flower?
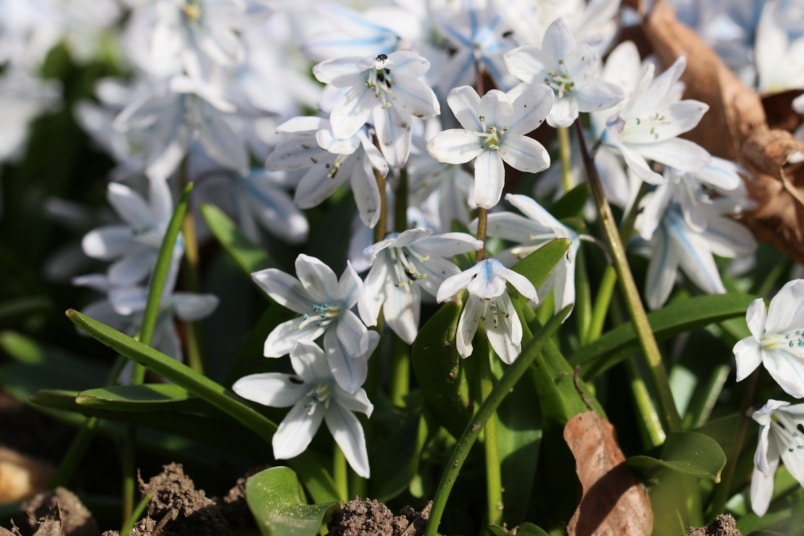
[734,279,804,398]
[313,51,439,167]
[426,84,553,209]
[437,258,538,364]
[252,254,370,360]
[749,399,804,516]
[504,18,624,127]
[361,228,482,344]
[232,341,373,478]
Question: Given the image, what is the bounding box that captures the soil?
[327,498,431,536]
[686,514,742,536]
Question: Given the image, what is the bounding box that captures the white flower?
[252,254,370,359]
[361,228,482,344]
[482,193,580,317]
[504,18,624,128]
[312,51,439,167]
[754,1,804,93]
[426,84,553,209]
[232,341,373,478]
[81,178,182,286]
[436,258,538,364]
[265,116,388,228]
[600,55,711,185]
[749,399,804,516]
[734,279,804,398]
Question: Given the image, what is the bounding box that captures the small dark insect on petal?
[289,376,304,385]
[376,53,388,62]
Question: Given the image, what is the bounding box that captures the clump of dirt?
[18,487,100,536]
[686,514,742,536]
[126,463,231,536]
[327,498,431,536]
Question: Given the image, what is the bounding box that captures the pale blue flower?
[749,399,804,516]
[361,228,482,343]
[437,258,538,364]
[426,83,552,209]
[734,279,804,398]
[504,18,624,127]
[252,254,370,360]
[232,340,373,478]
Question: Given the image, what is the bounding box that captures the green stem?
[479,350,503,525]
[574,246,593,346]
[333,444,349,501]
[389,334,410,407]
[394,167,408,233]
[708,369,759,516]
[425,308,570,536]
[557,126,573,193]
[121,493,151,536]
[587,266,617,343]
[373,168,387,243]
[625,356,665,448]
[121,426,137,524]
[180,197,204,375]
[475,207,488,262]
[575,123,681,436]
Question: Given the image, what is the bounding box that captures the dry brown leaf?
[564,412,653,536]
[638,0,804,264]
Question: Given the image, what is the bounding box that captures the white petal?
[733,337,763,382]
[745,298,768,341]
[107,182,153,230]
[633,138,711,173]
[762,347,804,399]
[547,96,580,128]
[251,269,311,314]
[82,226,136,260]
[384,283,420,344]
[325,403,370,478]
[506,83,553,135]
[171,293,219,321]
[480,90,514,129]
[766,280,804,334]
[232,373,307,408]
[413,233,483,256]
[473,150,505,209]
[467,260,507,299]
[485,295,521,364]
[497,263,539,303]
[325,329,376,393]
[457,297,484,358]
[273,401,325,460]
[573,81,625,113]
[446,85,483,132]
[504,46,548,86]
[243,180,309,244]
[336,310,370,357]
[351,152,383,228]
[645,226,679,310]
[296,254,340,304]
[426,129,484,165]
[498,135,550,173]
[373,105,412,168]
[108,252,155,286]
[312,56,365,85]
[264,318,325,358]
[750,462,777,516]
[330,85,374,140]
[437,264,479,303]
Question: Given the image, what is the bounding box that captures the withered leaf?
[564,412,652,536]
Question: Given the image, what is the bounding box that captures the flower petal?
[324,403,370,478]
[426,129,484,165]
[473,150,505,209]
[232,373,307,408]
[273,400,325,460]
[251,269,310,314]
[446,85,483,132]
[733,337,763,382]
[456,296,484,358]
[498,135,550,173]
[264,318,325,358]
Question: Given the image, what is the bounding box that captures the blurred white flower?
[426,84,552,209]
[437,258,538,364]
[754,0,804,93]
[233,340,373,477]
[504,18,623,127]
[81,178,182,287]
[749,399,804,516]
[734,279,804,398]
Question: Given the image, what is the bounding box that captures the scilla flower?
[232,341,373,478]
[436,258,538,364]
[750,399,804,516]
[734,279,804,398]
[427,84,553,209]
[252,254,370,360]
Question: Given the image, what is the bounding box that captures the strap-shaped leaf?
[245,466,339,536]
[66,309,339,504]
[200,203,273,275]
[570,293,754,378]
[75,384,211,413]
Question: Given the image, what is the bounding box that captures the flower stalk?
[575,122,681,436]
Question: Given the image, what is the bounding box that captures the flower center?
[181,1,202,22]
[544,60,575,99]
[480,297,510,329]
[304,382,333,415]
[771,411,804,454]
[299,303,342,329]
[478,115,507,150]
[389,247,428,289]
[763,330,804,356]
[366,54,394,107]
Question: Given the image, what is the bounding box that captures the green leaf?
[0,331,106,384]
[548,183,590,220]
[368,407,429,502]
[570,293,754,378]
[245,467,339,536]
[200,203,273,275]
[510,239,571,292]
[74,384,214,414]
[65,309,339,504]
[628,431,727,482]
[410,302,473,439]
